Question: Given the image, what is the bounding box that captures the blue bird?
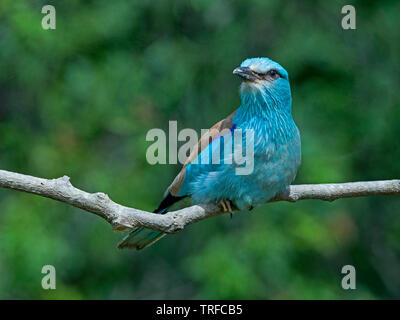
[118,57,301,250]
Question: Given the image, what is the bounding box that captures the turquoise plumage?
[118,57,301,250]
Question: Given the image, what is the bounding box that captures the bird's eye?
[267,69,280,80]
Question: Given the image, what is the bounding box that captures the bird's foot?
[219,200,234,217]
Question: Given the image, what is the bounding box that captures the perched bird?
[118,57,301,250]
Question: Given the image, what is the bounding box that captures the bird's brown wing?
[169,111,236,196]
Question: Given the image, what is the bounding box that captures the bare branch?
[0,169,399,234]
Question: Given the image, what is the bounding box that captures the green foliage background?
[0,0,399,299]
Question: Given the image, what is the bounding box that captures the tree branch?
[0,169,399,234]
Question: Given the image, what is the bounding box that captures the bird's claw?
[219,200,233,217]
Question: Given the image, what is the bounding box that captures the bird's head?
[233,57,291,112]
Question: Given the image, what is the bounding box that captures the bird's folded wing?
[169,111,237,196]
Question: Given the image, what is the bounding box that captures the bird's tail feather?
[117,227,166,250]
[117,192,185,250]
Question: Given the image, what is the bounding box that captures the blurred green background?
[0,0,399,299]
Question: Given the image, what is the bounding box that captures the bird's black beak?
[233,67,260,81]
